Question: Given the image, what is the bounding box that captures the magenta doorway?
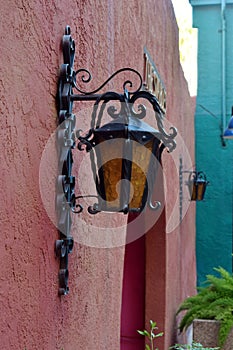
[120,214,145,350]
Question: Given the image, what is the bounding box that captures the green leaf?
[155,332,164,338]
[150,320,157,328]
[137,330,150,337]
[137,330,146,336]
[145,345,151,350]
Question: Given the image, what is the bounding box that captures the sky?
[171,0,197,96]
[171,0,192,21]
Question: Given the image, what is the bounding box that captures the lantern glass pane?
[189,180,206,201]
[103,158,122,207]
[197,182,205,201]
[93,118,161,212]
[189,181,196,201]
[98,138,123,210]
[129,140,153,209]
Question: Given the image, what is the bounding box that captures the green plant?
[169,342,219,349]
[137,320,163,350]
[176,266,233,347]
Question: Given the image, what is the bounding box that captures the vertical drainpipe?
[221,0,226,139]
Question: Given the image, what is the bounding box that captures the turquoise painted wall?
[190,0,233,285]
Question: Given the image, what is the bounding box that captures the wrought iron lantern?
[77,90,177,214]
[55,26,177,294]
[188,171,209,201]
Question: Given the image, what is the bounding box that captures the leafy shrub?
[176,267,233,347]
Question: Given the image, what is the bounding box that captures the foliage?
[169,342,219,349]
[137,320,164,350]
[176,267,233,347]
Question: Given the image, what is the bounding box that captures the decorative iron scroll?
[77,90,177,152]
[74,67,143,95]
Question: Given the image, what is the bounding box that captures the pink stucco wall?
[0,1,195,349]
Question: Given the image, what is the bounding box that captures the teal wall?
[190,0,233,285]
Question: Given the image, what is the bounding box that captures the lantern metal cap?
[94,116,161,144]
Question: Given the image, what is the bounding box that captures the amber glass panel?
[98,139,123,210]
[190,181,206,201]
[197,182,205,201]
[189,181,194,200]
[129,140,153,209]
[102,159,122,208]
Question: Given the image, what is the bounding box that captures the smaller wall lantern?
[179,159,209,222]
[179,158,209,212]
[188,171,209,201]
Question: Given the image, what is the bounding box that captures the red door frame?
[120,214,145,350]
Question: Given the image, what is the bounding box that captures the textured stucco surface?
[0,1,195,349]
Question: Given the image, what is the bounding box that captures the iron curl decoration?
[74,67,143,95]
[129,90,177,152]
[74,195,100,214]
[77,129,94,152]
[149,199,162,211]
[93,91,124,127]
[129,103,147,120]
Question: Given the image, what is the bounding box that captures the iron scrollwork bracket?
[55,26,77,296]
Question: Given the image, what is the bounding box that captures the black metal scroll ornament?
[55,25,76,295]
[56,25,177,294]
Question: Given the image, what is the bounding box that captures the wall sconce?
[179,157,209,220]
[179,157,209,204]
[223,107,233,139]
[188,171,209,201]
[55,26,177,295]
